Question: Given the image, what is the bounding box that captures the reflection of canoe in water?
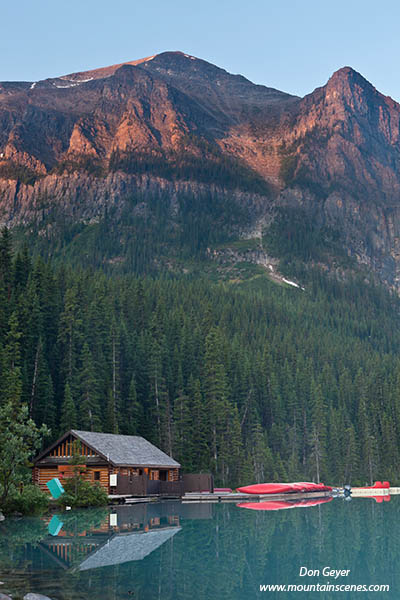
[236,482,332,495]
[237,497,333,511]
[355,495,391,503]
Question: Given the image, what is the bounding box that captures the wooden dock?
[182,490,332,503]
[108,487,400,505]
[350,487,400,497]
[108,494,159,504]
[108,490,332,504]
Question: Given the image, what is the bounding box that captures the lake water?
[0,495,398,599]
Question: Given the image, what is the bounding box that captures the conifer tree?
[79,343,101,432]
[343,424,358,485]
[0,227,13,293]
[57,285,83,382]
[122,374,143,436]
[1,311,23,406]
[250,421,274,483]
[32,356,55,430]
[309,379,327,483]
[173,381,194,471]
[189,376,209,472]
[106,388,118,433]
[203,327,230,481]
[358,395,378,485]
[60,382,77,433]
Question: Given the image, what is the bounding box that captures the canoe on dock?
[237,482,332,495]
[354,481,390,490]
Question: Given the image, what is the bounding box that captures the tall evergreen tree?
[60,382,77,433]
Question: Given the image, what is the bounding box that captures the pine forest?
[2,227,400,488]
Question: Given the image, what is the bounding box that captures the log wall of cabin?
[35,465,110,493]
[59,466,110,492]
[35,467,60,492]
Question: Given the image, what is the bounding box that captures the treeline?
[18,189,251,275]
[47,136,270,194]
[108,143,269,194]
[2,228,400,487]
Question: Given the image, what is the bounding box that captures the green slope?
[1,227,400,487]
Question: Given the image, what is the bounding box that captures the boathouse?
[33,430,182,497]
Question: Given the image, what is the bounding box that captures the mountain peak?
[62,51,201,80]
[330,65,360,79]
[326,66,376,94]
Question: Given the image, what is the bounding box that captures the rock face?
[0,52,296,173]
[2,52,400,287]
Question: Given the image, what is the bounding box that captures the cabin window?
[94,471,101,481]
[159,470,167,481]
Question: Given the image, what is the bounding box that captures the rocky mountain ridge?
[2,52,400,287]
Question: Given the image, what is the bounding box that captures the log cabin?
[33,429,182,497]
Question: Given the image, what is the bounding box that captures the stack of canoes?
[236,482,332,495]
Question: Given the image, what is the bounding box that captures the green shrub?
[57,476,108,508]
[58,507,109,534]
[2,484,49,516]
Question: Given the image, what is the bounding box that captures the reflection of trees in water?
[0,500,399,599]
[0,517,47,566]
[129,500,400,600]
[51,507,110,536]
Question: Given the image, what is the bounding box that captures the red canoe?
[237,482,332,495]
[237,497,333,511]
[355,481,390,490]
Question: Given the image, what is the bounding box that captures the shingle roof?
[79,528,181,570]
[71,430,181,468]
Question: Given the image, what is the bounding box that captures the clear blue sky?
[2,0,400,100]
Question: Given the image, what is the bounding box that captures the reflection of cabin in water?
[38,502,212,571]
[39,504,183,570]
[33,430,182,496]
[79,527,181,570]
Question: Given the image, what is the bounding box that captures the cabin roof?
[72,430,181,468]
[34,430,181,468]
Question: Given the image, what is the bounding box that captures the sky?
[2,0,400,100]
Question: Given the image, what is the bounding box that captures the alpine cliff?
[2,51,400,286]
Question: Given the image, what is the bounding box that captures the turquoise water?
[0,495,398,599]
